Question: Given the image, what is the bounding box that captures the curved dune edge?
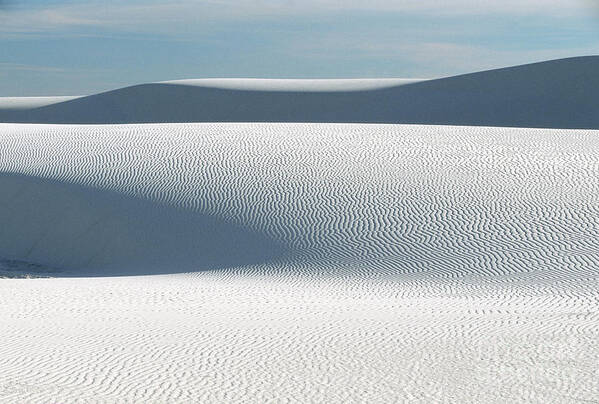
[160,77,425,91]
[0,174,288,276]
[1,122,598,281]
[1,56,598,128]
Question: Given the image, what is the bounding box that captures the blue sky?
[1,0,598,96]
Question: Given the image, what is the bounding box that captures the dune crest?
[1,122,598,279]
[0,56,598,128]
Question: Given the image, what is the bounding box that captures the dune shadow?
[0,173,290,277]
[0,56,598,129]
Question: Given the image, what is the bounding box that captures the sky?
[1,0,598,96]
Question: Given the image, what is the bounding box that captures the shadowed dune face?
[0,56,598,128]
[0,174,289,276]
[1,122,599,279]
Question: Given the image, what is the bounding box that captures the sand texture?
[1,122,598,402]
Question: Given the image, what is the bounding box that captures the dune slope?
[1,122,599,402]
[0,122,598,279]
[1,56,598,128]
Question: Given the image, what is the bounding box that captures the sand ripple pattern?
[0,122,598,282]
[0,123,599,402]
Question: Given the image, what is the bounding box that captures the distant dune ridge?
[0,56,598,128]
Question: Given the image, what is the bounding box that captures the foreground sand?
[1,123,598,402]
[2,274,598,403]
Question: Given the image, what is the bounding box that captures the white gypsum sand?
[0,122,598,403]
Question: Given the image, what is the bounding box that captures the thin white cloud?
[393,42,599,75]
[290,32,599,77]
[0,62,69,73]
[0,62,111,75]
[218,0,588,16]
[0,0,593,35]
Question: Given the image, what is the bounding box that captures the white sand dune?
[1,56,598,128]
[1,122,599,402]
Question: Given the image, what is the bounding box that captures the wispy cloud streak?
[0,0,594,35]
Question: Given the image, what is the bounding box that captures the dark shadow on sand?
[0,173,290,277]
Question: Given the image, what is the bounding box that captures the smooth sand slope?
[1,56,598,128]
[1,122,599,402]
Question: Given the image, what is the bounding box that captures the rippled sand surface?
[1,123,598,403]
